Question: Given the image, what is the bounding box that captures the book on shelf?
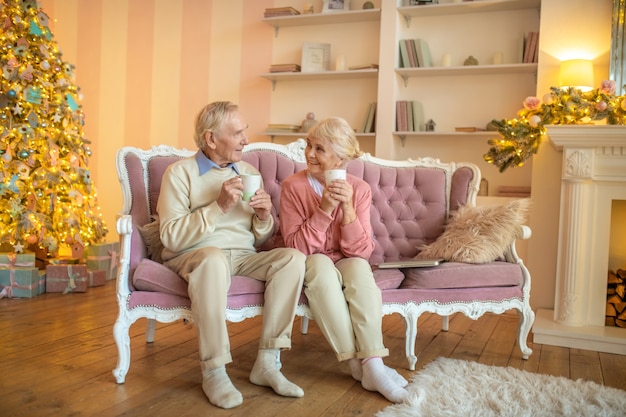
[396,100,424,132]
[360,102,377,133]
[406,101,414,132]
[264,7,300,18]
[522,31,539,63]
[395,100,409,132]
[529,31,539,63]
[497,185,531,198]
[406,39,419,67]
[455,127,486,132]
[412,101,424,132]
[348,64,379,70]
[269,63,301,73]
[266,124,301,133]
[414,38,432,67]
[517,35,525,63]
[301,42,331,72]
[399,40,410,68]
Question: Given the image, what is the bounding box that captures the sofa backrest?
[242,140,478,264]
[118,141,478,270]
[117,147,194,273]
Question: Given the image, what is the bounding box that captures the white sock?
[201,366,243,409]
[360,357,409,403]
[249,349,304,398]
[348,358,409,387]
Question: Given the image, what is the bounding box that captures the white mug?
[241,174,261,201]
[324,169,346,184]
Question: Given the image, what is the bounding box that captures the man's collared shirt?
[195,150,240,176]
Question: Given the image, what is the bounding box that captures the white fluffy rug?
[377,357,626,417]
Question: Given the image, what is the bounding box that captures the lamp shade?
[559,59,594,91]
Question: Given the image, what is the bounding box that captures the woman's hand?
[248,189,272,221]
[321,179,356,224]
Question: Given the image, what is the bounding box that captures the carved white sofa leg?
[403,313,418,371]
[146,318,156,343]
[301,316,309,334]
[112,316,131,384]
[517,307,535,360]
[442,316,449,331]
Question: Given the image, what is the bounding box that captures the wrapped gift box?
[38,270,46,295]
[85,242,119,280]
[88,269,106,287]
[48,257,82,265]
[0,252,36,268]
[45,264,88,293]
[0,267,40,298]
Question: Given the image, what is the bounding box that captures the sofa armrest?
[503,224,532,265]
[115,214,134,299]
[519,224,532,240]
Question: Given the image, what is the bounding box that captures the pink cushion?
[400,261,522,290]
[229,276,265,296]
[133,259,188,297]
[373,268,405,290]
[132,258,267,298]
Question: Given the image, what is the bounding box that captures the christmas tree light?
[0,0,107,255]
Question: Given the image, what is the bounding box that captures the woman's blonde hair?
[193,101,239,150]
[308,117,362,162]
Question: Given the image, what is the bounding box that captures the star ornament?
[12,103,23,115]
[13,242,24,253]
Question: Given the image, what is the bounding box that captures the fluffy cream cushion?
[136,219,165,264]
[415,198,530,264]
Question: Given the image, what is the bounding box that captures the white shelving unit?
[260,7,381,149]
[263,8,381,35]
[260,1,540,194]
[398,0,540,23]
[396,63,537,85]
[260,68,378,91]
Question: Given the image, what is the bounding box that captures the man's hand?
[217,177,244,213]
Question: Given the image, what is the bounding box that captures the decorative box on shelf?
[45,264,88,294]
[85,242,119,280]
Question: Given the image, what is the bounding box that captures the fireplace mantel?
[532,125,626,355]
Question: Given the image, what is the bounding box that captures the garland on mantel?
[484,80,626,172]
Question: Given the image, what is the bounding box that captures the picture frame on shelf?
[301,42,331,72]
[322,0,350,13]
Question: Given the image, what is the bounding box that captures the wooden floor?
[2,281,626,417]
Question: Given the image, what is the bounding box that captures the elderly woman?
[280,117,409,403]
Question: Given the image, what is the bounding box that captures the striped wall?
[39,0,274,237]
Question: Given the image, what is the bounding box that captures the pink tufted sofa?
[112,139,534,384]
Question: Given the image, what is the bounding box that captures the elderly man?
[157,101,305,409]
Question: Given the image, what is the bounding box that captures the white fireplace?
[532,125,626,354]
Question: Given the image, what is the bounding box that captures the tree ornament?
[17,149,29,160]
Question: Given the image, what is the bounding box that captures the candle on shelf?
[335,54,346,71]
[493,52,504,65]
[441,53,452,67]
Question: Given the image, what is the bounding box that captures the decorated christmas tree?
[0,0,107,255]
